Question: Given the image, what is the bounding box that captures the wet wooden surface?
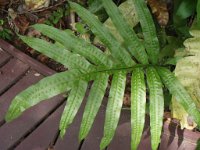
[0,39,199,150]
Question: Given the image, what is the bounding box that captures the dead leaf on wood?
[123,93,131,107]
[123,74,131,107]
[8,8,17,20]
[37,18,46,23]
[27,28,41,37]
[14,15,29,34]
[25,0,50,10]
[147,0,169,27]
[37,54,49,63]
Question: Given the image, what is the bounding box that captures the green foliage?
[131,67,146,150]
[157,67,200,126]
[146,67,164,150]
[171,30,200,129]
[5,1,200,150]
[79,73,109,141]
[70,1,135,67]
[6,70,80,122]
[93,0,140,53]
[75,22,88,34]
[45,6,69,26]
[101,0,148,64]
[20,36,93,72]
[173,0,198,38]
[133,0,160,64]
[59,80,88,137]
[33,24,113,67]
[100,71,126,149]
[87,0,107,21]
[0,19,13,41]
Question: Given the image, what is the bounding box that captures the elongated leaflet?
[79,73,109,141]
[20,36,93,73]
[5,70,81,122]
[100,71,126,150]
[102,0,149,65]
[146,67,164,150]
[32,24,113,67]
[133,0,160,64]
[131,67,146,150]
[156,67,200,126]
[69,2,135,67]
[59,80,88,137]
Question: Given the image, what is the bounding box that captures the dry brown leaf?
[25,0,50,10]
[147,0,169,27]
[14,15,29,34]
[123,93,131,107]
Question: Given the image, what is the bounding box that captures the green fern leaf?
[99,0,139,44]
[59,80,88,137]
[131,67,146,150]
[146,67,164,150]
[133,0,160,64]
[5,70,81,122]
[79,73,109,141]
[157,67,200,126]
[100,71,126,150]
[102,0,148,65]
[32,24,113,67]
[69,2,135,67]
[20,36,93,72]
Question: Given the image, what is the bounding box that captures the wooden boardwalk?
[0,39,199,150]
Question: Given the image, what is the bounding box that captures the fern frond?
[32,24,113,67]
[69,2,135,67]
[133,0,160,64]
[102,0,149,65]
[59,80,88,137]
[131,67,146,150]
[5,70,81,122]
[146,67,164,150]
[101,0,139,44]
[79,73,109,141]
[157,67,200,126]
[100,71,126,150]
[20,36,93,72]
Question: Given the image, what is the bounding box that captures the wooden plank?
[81,101,107,150]
[0,92,65,149]
[54,92,90,150]
[0,39,55,76]
[162,121,200,144]
[107,111,151,150]
[107,110,131,150]
[0,70,43,124]
[159,134,197,150]
[137,124,152,150]
[159,121,200,150]
[0,48,11,67]
[0,58,29,95]
[15,104,65,150]
[108,115,200,150]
